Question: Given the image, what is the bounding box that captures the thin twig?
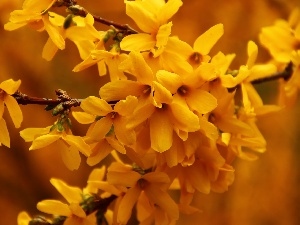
[251,62,293,84]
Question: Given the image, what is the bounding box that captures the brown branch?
[53,0,138,35]
[28,195,117,225]
[12,89,81,115]
[251,62,293,85]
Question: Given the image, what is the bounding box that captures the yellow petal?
[43,15,65,50]
[107,163,141,187]
[246,64,277,82]
[247,40,258,68]
[72,111,95,124]
[156,70,182,94]
[114,117,136,145]
[63,135,91,156]
[17,211,32,225]
[87,140,113,166]
[4,95,23,128]
[143,172,170,184]
[170,97,200,132]
[29,134,61,150]
[42,37,58,61]
[157,0,183,24]
[127,101,155,129]
[0,101,4,118]
[150,110,173,152]
[20,126,51,142]
[81,96,112,116]
[0,79,21,94]
[37,200,71,216]
[88,117,112,141]
[155,22,172,49]
[69,203,86,218]
[106,137,126,154]
[120,33,155,52]
[144,183,179,220]
[186,89,217,114]
[60,146,81,171]
[193,24,224,55]
[100,80,146,101]
[114,96,138,116]
[0,118,10,147]
[152,81,173,106]
[50,178,82,203]
[118,186,142,224]
[125,1,157,33]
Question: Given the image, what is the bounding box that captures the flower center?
[177,85,189,96]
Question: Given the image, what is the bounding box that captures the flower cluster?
[3,0,299,224]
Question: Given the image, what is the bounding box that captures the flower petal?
[120,33,155,52]
[0,118,10,147]
[72,111,95,124]
[60,146,81,171]
[157,0,183,24]
[81,96,112,116]
[193,24,224,55]
[4,95,23,128]
[50,178,82,203]
[37,200,71,216]
[0,79,21,94]
[186,89,217,114]
[150,110,173,152]
[29,134,61,150]
[118,186,142,224]
[144,184,179,220]
[100,80,146,101]
[63,135,91,156]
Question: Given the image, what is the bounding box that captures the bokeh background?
[1,0,300,224]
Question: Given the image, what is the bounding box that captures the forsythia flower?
[0,79,23,147]
[37,179,96,225]
[42,13,103,61]
[4,0,64,51]
[20,119,90,170]
[72,95,138,165]
[107,162,179,224]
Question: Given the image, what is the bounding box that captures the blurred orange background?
[1,0,300,224]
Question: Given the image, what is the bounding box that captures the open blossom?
[42,13,104,61]
[37,179,96,225]
[4,0,64,51]
[20,120,90,170]
[72,95,138,165]
[107,162,179,224]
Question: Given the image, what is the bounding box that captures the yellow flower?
[121,0,182,52]
[220,41,279,116]
[100,51,200,152]
[73,45,128,81]
[4,0,65,52]
[107,162,179,224]
[73,95,138,165]
[43,13,103,61]
[259,8,300,63]
[37,178,96,225]
[20,120,90,170]
[182,23,224,67]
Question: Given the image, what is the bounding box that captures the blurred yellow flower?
[107,162,179,224]
[37,178,96,225]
